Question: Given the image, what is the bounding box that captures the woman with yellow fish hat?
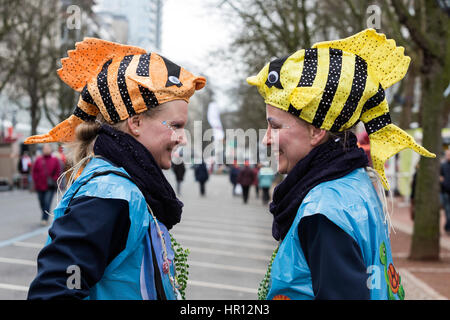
[26,38,206,299]
[248,29,435,300]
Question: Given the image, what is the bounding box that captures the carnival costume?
[26,38,205,300]
[247,29,435,300]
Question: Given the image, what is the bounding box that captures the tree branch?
[390,0,442,63]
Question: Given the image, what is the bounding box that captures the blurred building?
[94,0,163,51]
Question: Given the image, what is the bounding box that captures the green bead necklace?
[170,234,190,300]
[257,245,279,300]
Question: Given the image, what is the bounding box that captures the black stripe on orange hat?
[25,38,206,145]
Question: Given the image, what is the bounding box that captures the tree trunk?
[409,61,445,260]
[398,69,416,129]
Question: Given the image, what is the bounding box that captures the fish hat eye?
[168,75,181,85]
[267,71,279,84]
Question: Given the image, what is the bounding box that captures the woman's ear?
[127,115,142,137]
[309,125,328,147]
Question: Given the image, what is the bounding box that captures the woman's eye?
[269,124,280,129]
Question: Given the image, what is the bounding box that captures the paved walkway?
[0,170,448,300]
[389,196,450,300]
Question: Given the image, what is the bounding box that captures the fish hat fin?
[368,123,435,190]
[57,38,147,92]
[24,115,84,144]
[312,28,410,89]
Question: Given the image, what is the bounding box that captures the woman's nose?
[177,129,188,146]
[262,127,271,146]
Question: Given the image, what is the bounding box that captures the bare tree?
[388,0,450,260]
[218,0,319,130]
[44,0,98,126]
[4,0,61,138]
[0,0,25,94]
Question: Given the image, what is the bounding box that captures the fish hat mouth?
[247,28,435,190]
[24,38,206,145]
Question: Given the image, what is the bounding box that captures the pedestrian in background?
[18,151,32,190]
[238,160,255,204]
[252,163,260,199]
[194,161,209,196]
[172,152,186,196]
[229,161,240,196]
[440,149,450,234]
[247,29,435,300]
[258,165,275,205]
[31,144,61,225]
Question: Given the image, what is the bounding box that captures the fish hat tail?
[24,115,84,144]
[314,29,435,189]
[367,123,435,189]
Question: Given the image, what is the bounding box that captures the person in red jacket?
[238,160,256,204]
[32,144,61,225]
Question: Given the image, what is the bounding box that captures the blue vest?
[49,157,179,300]
[267,168,405,300]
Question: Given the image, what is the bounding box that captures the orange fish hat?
[25,38,206,144]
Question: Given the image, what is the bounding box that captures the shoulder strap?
[66,168,167,300]
[149,235,167,300]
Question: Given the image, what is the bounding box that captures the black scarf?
[94,124,183,230]
[269,132,368,241]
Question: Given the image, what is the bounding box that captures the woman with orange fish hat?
[26,38,205,300]
[248,29,435,300]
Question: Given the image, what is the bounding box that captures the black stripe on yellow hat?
[312,48,343,128]
[364,112,392,135]
[361,84,385,114]
[297,48,318,87]
[330,55,368,132]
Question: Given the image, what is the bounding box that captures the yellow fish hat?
[25,38,206,145]
[247,28,435,190]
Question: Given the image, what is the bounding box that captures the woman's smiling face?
[128,99,188,170]
[262,104,327,174]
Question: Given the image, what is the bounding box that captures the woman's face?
[262,104,325,174]
[129,99,188,170]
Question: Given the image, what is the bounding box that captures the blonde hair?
[365,166,394,234]
[59,106,163,192]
